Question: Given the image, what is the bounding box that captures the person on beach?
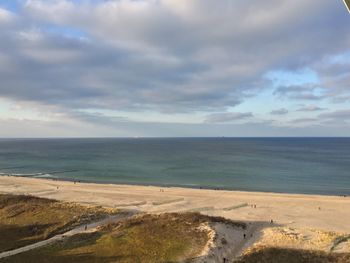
[84,225,87,231]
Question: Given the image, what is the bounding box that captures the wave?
[33,173,57,178]
[0,172,58,178]
[0,170,78,177]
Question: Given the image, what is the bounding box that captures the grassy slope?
[235,247,350,263]
[0,194,116,252]
[2,213,220,263]
[4,194,347,263]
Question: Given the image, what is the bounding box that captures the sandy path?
[229,222,265,259]
[0,212,134,259]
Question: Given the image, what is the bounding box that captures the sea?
[0,137,349,195]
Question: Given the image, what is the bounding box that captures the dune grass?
[2,212,219,263]
[0,194,117,252]
[235,247,350,263]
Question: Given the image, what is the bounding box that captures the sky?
[0,0,349,137]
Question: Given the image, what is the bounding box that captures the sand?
[1,176,350,260]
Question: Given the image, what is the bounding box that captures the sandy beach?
[1,176,349,233]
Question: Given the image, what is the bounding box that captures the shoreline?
[1,175,350,233]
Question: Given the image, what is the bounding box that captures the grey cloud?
[3,0,346,112]
[273,85,326,101]
[0,22,249,113]
[317,64,350,104]
[204,112,253,123]
[68,111,130,125]
[270,108,288,115]
[319,110,350,121]
[289,118,319,124]
[274,57,350,104]
[286,110,350,127]
[296,106,326,112]
[0,0,349,137]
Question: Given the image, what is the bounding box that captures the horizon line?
[1,136,350,140]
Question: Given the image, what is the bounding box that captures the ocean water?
[0,138,349,195]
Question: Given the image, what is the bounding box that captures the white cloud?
[0,8,15,24]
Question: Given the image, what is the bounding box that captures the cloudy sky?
[0,0,349,137]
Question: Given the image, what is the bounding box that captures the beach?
[1,176,349,233]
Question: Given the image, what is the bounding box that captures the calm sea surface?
[0,138,349,195]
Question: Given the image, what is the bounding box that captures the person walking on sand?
[84,225,87,231]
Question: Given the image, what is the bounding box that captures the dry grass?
[0,194,117,252]
[235,247,350,263]
[2,213,218,263]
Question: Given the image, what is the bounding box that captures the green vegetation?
[235,247,350,263]
[0,194,116,252]
[1,212,222,263]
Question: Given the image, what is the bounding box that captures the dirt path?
[0,212,134,259]
[228,222,265,261]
